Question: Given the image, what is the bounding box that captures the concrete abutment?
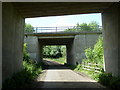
[102,2,120,76]
[25,33,101,66]
[2,3,25,82]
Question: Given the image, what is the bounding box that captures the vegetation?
[43,45,66,64]
[70,36,104,81]
[25,23,35,33]
[43,45,66,58]
[44,57,66,64]
[43,21,102,64]
[3,43,42,88]
[68,36,120,89]
[65,21,102,32]
[83,36,103,64]
[23,43,30,61]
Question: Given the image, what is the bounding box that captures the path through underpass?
[26,60,107,89]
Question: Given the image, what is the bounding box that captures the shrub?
[84,36,103,64]
[3,60,42,88]
[98,72,112,86]
[23,43,30,61]
[98,72,120,89]
[110,76,120,89]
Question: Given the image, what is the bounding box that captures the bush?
[84,36,103,64]
[43,46,66,58]
[3,60,42,88]
[23,43,30,61]
[98,72,120,89]
[98,73,112,86]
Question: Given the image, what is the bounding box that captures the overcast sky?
[25,13,102,27]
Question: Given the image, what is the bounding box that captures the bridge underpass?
[24,31,102,66]
[1,2,120,89]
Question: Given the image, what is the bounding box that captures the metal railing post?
[36,27,38,33]
[56,27,57,32]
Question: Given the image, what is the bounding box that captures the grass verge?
[43,57,66,64]
[68,64,120,89]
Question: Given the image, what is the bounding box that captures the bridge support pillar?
[24,36,42,63]
[66,43,75,66]
[0,1,2,89]
[102,3,120,76]
[39,41,43,63]
[2,3,24,82]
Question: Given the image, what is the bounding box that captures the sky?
[25,13,102,27]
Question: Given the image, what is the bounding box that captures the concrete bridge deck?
[25,31,102,37]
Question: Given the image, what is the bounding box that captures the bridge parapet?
[25,26,102,34]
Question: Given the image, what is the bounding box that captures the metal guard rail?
[25,26,102,33]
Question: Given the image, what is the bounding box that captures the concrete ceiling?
[12,2,114,18]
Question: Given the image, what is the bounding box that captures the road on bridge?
[25,60,107,89]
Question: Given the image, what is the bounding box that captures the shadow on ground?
[42,59,69,70]
[22,60,110,89]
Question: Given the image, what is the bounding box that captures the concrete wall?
[73,33,101,64]
[25,33,101,66]
[66,42,75,65]
[0,1,2,89]
[2,3,24,81]
[38,40,43,62]
[24,36,41,62]
[102,3,120,76]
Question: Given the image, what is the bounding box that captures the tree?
[65,21,101,32]
[84,36,103,64]
[88,21,101,31]
[43,45,64,58]
[25,23,35,33]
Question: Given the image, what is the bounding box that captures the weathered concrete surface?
[25,33,101,66]
[102,3,120,76]
[66,42,75,65]
[12,2,113,18]
[73,34,101,64]
[24,36,40,62]
[2,3,24,81]
[0,1,2,90]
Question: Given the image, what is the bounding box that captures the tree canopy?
[65,21,102,32]
[25,23,35,33]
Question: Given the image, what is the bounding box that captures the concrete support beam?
[102,3,119,76]
[66,42,75,66]
[2,3,24,81]
[39,41,43,62]
[0,1,2,89]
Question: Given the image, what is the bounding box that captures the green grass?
[43,57,66,64]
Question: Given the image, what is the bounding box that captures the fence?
[25,26,102,33]
[81,62,103,73]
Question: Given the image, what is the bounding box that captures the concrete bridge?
[25,31,102,66]
[1,2,120,89]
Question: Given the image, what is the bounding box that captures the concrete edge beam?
[38,36,75,39]
[25,31,102,36]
